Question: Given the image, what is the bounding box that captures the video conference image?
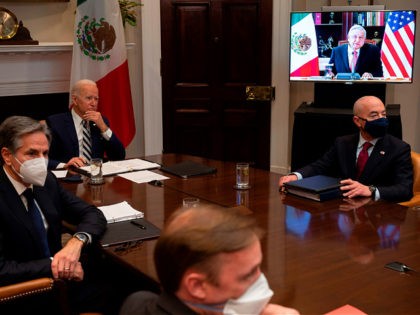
[289,10,416,83]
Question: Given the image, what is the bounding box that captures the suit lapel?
[0,168,45,248]
[64,112,80,155]
[342,45,351,72]
[360,137,387,181]
[343,134,359,179]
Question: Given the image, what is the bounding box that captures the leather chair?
[400,151,420,207]
[0,277,70,315]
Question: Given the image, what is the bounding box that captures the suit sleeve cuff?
[101,128,113,141]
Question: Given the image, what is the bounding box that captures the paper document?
[51,170,68,178]
[118,170,169,184]
[98,201,144,223]
[80,158,161,176]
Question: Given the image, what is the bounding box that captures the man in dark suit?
[46,79,125,170]
[119,204,299,315]
[0,116,109,314]
[329,24,383,78]
[279,96,413,202]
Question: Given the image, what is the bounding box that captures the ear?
[1,147,12,166]
[183,272,208,300]
[353,115,362,128]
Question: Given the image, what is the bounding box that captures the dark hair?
[0,116,51,164]
[154,205,264,294]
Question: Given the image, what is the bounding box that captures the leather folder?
[284,175,342,202]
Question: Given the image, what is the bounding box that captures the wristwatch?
[369,185,377,199]
[73,232,89,246]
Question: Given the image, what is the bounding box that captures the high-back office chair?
[400,151,420,207]
[0,277,71,315]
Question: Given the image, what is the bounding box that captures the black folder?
[100,218,161,247]
[284,175,342,202]
[160,160,217,178]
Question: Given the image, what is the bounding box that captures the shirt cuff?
[101,128,112,141]
[291,172,303,180]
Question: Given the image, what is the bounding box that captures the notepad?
[98,201,144,223]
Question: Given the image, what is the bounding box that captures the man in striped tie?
[46,79,126,170]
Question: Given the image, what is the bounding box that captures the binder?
[100,218,161,247]
[284,175,342,202]
[160,160,217,178]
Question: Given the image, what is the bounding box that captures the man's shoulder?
[120,291,198,315]
[382,134,410,148]
[46,112,72,124]
[362,43,381,53]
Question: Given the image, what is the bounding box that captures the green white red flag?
[290,13,319,77]
[71,0,135,147]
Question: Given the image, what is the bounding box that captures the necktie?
[82,120,92,162]
[351,50,358,72]
[22,189,51,257]
[356,142,372,178]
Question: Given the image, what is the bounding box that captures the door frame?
[140,0,291,174]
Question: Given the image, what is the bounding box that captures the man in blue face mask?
[119,205,300,315]
[279,96,413,203]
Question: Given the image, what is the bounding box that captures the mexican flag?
[70,0,135,147]
[290,13,319,77]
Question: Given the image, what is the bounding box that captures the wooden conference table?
[61,154,420,314]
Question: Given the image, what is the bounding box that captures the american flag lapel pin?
[380,151,385,155]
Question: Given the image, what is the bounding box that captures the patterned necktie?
[351,50,358,72]
[356,142,372,179]
[22,188,51,258]
[82,120,92,162]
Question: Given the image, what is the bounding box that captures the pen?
[130,220,146,230]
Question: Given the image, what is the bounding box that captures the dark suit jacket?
[46,112,126,169]
[0,168,107,285]
[119,291,198,315]
[329,43,383,77]
[296,133,413,202]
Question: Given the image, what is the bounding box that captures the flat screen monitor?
[289,10,417,84]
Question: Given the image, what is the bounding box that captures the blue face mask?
[361,117,389,138]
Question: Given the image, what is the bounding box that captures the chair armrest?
[0,277,54,303]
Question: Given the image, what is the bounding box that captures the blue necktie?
[23,189,51,258]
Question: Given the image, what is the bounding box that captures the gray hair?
[0,116,51,164]
[348,24,366,38]
[71,79,97,97]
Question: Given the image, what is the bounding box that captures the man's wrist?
[369,185,377,199]
[73,232,91,246]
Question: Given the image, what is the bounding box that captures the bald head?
[353,96,385,116]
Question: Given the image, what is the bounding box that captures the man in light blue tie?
[0,115,109,314]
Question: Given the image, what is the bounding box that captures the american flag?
[381,11,416,79]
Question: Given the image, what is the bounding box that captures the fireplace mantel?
[0,42,134,97]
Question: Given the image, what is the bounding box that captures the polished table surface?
[61,154,420,314]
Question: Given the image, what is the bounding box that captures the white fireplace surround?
[0,42,134,97]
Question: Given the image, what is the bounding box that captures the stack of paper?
[98,201,144,223]
[80,158,161,176]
